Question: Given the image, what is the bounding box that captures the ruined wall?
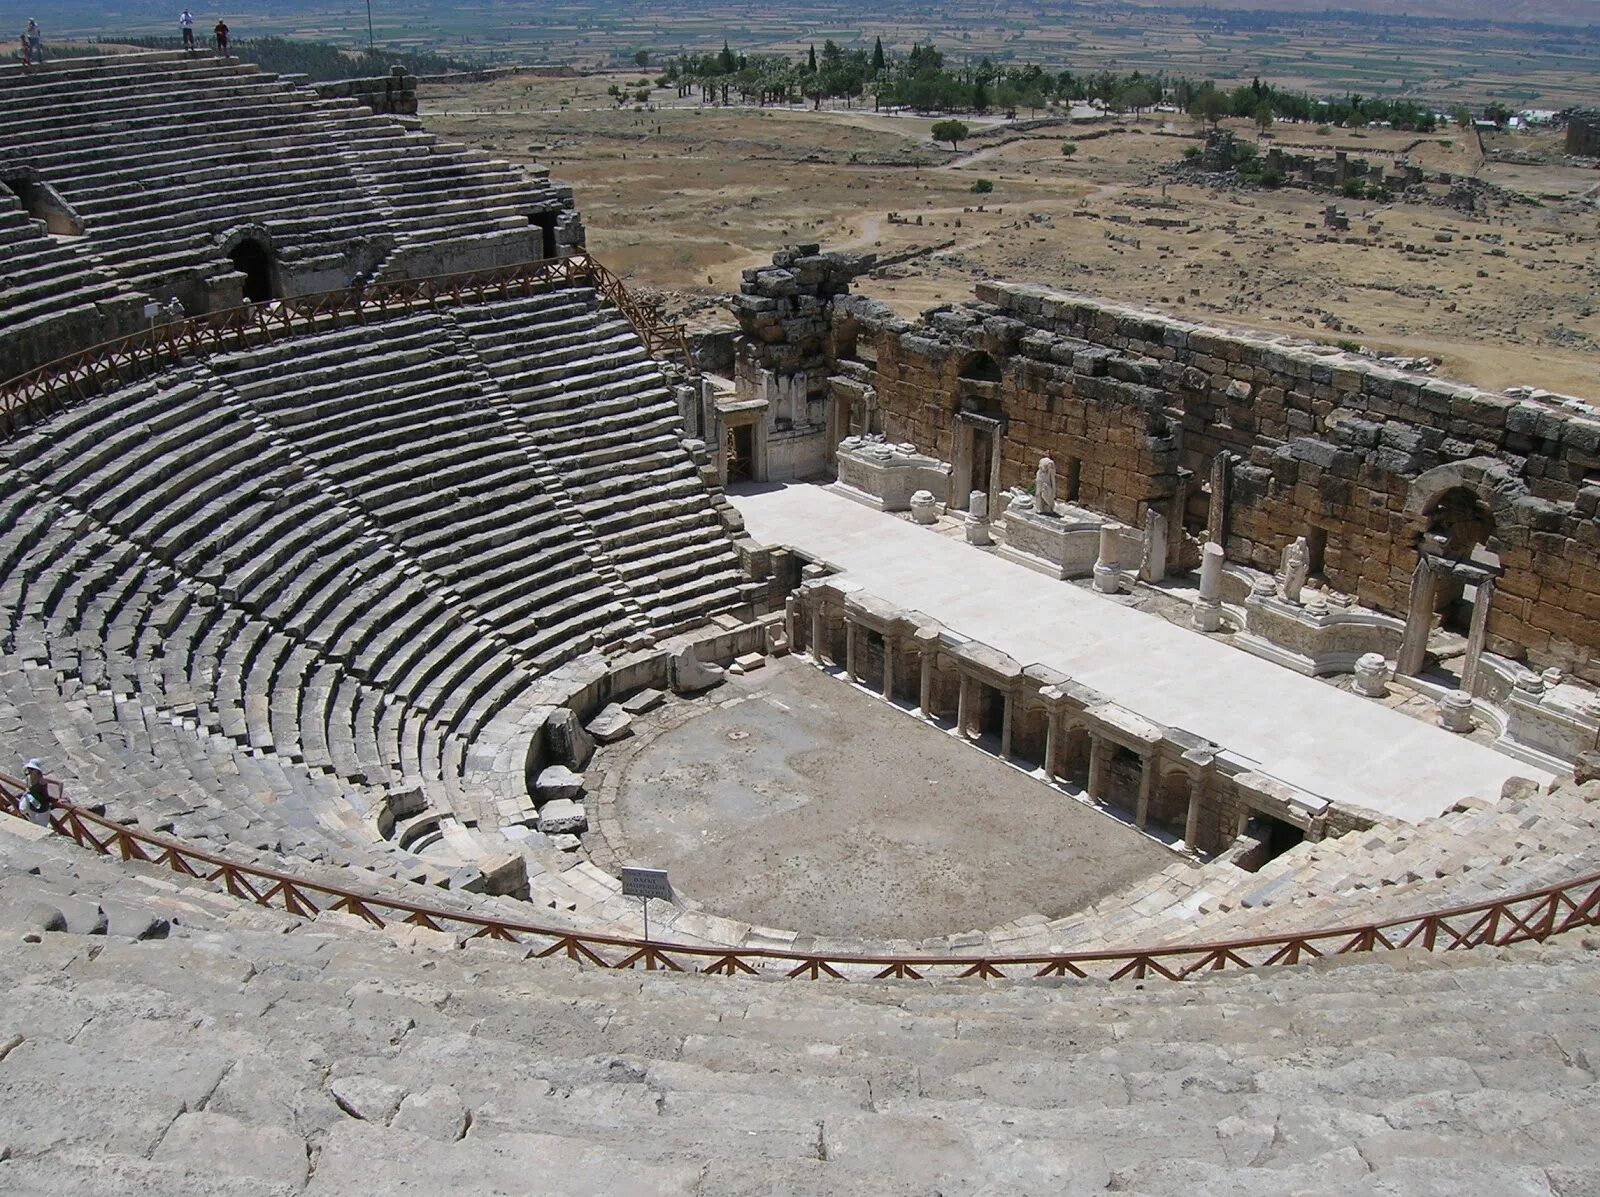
[1567,109,1600,158]
[313,67,419,117]
[835,276,1597,681]
[972,283,1598,679]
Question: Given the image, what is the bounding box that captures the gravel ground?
[613,656,1171,940]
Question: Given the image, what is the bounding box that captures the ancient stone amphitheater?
[2,52,1599,1195]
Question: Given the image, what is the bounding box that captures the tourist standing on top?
[180,10,195,50]
[214,19,229,55]
[23,19,41,65]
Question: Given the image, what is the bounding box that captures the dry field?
[426,73,1600,396]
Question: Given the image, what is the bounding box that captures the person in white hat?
[19,759,52,826]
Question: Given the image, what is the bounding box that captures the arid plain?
[426,72,1599,395]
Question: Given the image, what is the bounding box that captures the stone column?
[1041,688,1063,780]
[1461,576,1496,691]
[784,594,801,657]
[1207,452,1230,544]
[999,692,1015,760]
[957,674,974,739]
[1134,754,1155,829]
[1184,771,1205,848]
[964,492,992,546]
[1396,556,1437,677]
[1438,691,1475,734]
[1093,525,1122,594]
[881,635,897,701]
[810,603,827,667]
[844,618,859,683]
[1087,734,1110,800]
[916,628,939,719]
[1194,541,1226,632]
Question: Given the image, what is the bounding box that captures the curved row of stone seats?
[0,193,148,377]
[453,293,753,631]
[207,312,642,665]
[0,52,565,307]
[0,429,529,843]
[994,779,1600,959]
[2,807,1596,1197]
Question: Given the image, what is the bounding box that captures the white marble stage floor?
[731,482,1551,823]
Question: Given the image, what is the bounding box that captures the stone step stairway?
[0,816,1595,1197]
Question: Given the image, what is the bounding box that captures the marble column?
[1397,556,1436,677]
[999,692,1015,760]
[844,618,859,682]
[1135,754,1154,829]
[1461,576,1496,691]
[918,650,935,719]
[1087,734,1109,800]
[881,636,897,701]
[957,674,974,739]
[1184,772,1205,849]
[1194,541,1226,632]
[1094,525,1122,594]
[1041,692,1063,780]
[810,604,826,667]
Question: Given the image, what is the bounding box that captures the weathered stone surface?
[670,647,725,694]
[154,1111,309,1187]
[621,688,666,715]
[535,798,588,835]
[390,1085,469,1143]
[586,703,634,744]
[536,765,585,802]
[546,708,595,770]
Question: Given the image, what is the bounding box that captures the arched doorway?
[1398,483,1503,682]
[228,238,276,302]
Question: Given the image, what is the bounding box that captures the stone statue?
[1280,536,1310,604]
[1035,456,1057,515]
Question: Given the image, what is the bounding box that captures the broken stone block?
[586,703,634,744]
[733,651,766,673]
[621,687,665,715]
[536,799,588,836]
[670,647,725,694]
[391,1085,468,1143]
[545,707,594,769]
[536,765,584,802]
[549,833,582,852]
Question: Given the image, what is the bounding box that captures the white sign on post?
[620,867,672,942]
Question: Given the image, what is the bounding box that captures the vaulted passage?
[228,238,276,302]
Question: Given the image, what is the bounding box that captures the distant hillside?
[1118,0,1598,25]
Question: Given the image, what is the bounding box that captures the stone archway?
[1397,460,1518,682]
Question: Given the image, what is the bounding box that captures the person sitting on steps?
[19,759,53,827]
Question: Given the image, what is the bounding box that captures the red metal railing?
[3,772,1595,982]
[0,251,693,439]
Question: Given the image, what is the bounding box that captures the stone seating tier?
[0,815,1597,1197]
[0,292,752,913]
[0,52,571,320]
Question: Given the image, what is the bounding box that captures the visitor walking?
[213,19,229,55]
[23,19,41,66]
[18,759,53,827]
[180,10,195,51]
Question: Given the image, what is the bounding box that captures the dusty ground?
[605,656,1170,940]
[425,73,1600,396]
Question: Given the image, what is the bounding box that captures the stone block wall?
[313,68,419,117]
[752,253,1596,682]
[971,283,1598,679]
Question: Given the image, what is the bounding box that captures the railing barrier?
[2,772,1595,983]
[0,251,694,440]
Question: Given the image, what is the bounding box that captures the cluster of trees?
[653,38,879,108]
[1182,78,1440,133]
